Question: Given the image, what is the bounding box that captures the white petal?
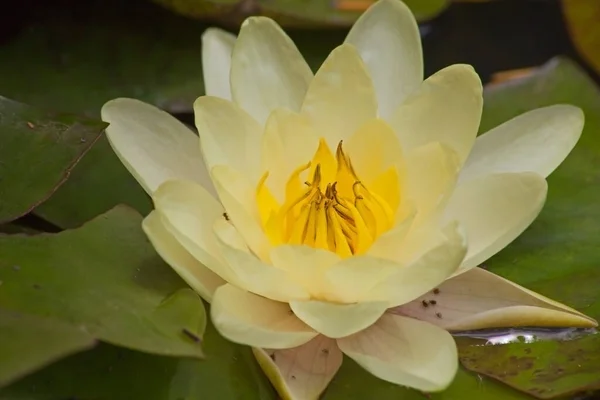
[231,17,313,125]
[394,267,597,330]
[443,172,547,274]
[460,105,584,183]
[290,300,388,338]
[194,96,263,183]
[345,0,423,118]
[211,284,317,349]
[202,28,236,100]
[337,313,458,392]
[389,64,483,164]
[252,336,342,400]
[142,211,225,302]
[102,98,213,195]
[301,44,377,149]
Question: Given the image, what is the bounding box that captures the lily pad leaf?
[562,0,600,76]
[456,57,600,398]
[0,205,205,359]
[0,96,105,223]
[0,309,96,387]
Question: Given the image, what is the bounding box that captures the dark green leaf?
[0,96,105,223]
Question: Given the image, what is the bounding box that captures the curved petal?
[211,165,270,260]
[289,300,388,338]
[152,179,233,282]
[211,284,317,349]
[202,28,236,100]
[194,96,263,183]
[443,172,547,274]
[460,105,584,183]
[337,313,458,392]
[394,267,597,330]
[301,44,377,149]
[102,98,213,195]
[345,0,423,118]
[389,64,483,164]
[253,336,342,400]
[142,211,225,302]
[270,245,341,301]
[231,17,313,125]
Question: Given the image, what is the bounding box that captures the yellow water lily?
[101,0,597,397]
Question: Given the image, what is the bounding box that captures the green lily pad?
[0,96,105,223]
[0,310,95,387]
[455,57,600,398]
[0,318,275,400]
[0,205,206,361]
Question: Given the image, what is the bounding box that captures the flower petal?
[301,44,377,149]
[211,284,317,349]
[460,105,584,183]
[345,0,423,118]
[389,64,483,164]
[253,336,342,400]
[201,28,236,100]
[231,17,313,125]
[289,300,388,338]
[152,179,233,282]
[142,211,225,302]
[337,313,458,392]
[443,172,547,274]
[194,96,263,183]
[102,98,213,195]
[394,267,597,330]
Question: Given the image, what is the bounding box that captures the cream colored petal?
[102,98,213,195]
[211,165,270,260]
[214,219,310,302]
[231,17,313,125]
[194,96,263,183]
[366,208,415,262]
[152,179,234,282]
[301,44,377,149]
[389,64,483,164]
[253,336,342,400]
[363,221,466,307]
[337,313,458,392]
[289,300,388,339]
[201,28,236,100]
[211,284,317,349]
[345,0,422,118]
[142,211,225,302]
[270,245,341,301]
[460,105,584,183]
[261,109,320,201]
[394,267,597,330]
[443,172,547,274]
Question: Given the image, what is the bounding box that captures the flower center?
[257,138,396,258]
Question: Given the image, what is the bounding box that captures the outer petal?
[301,44,377,149]
[201,28,236,100]
[152,179,232,282]
[337,313,458,392]
[253,336,342,400]
[443,172,547,274]
[231,17,313,125]
[394,267,597,330]
[389,64,483,164]
[459,105,584,183]
[214,219,310,302]
[142,211,225,302]
[289,300,388,339]
[211,284,317,349]
[345,0,423,118]
[194,96,263,183]
[102,98,213,195]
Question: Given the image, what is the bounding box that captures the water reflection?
[453,327,598,346]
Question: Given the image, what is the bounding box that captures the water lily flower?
[101,0,597,398]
